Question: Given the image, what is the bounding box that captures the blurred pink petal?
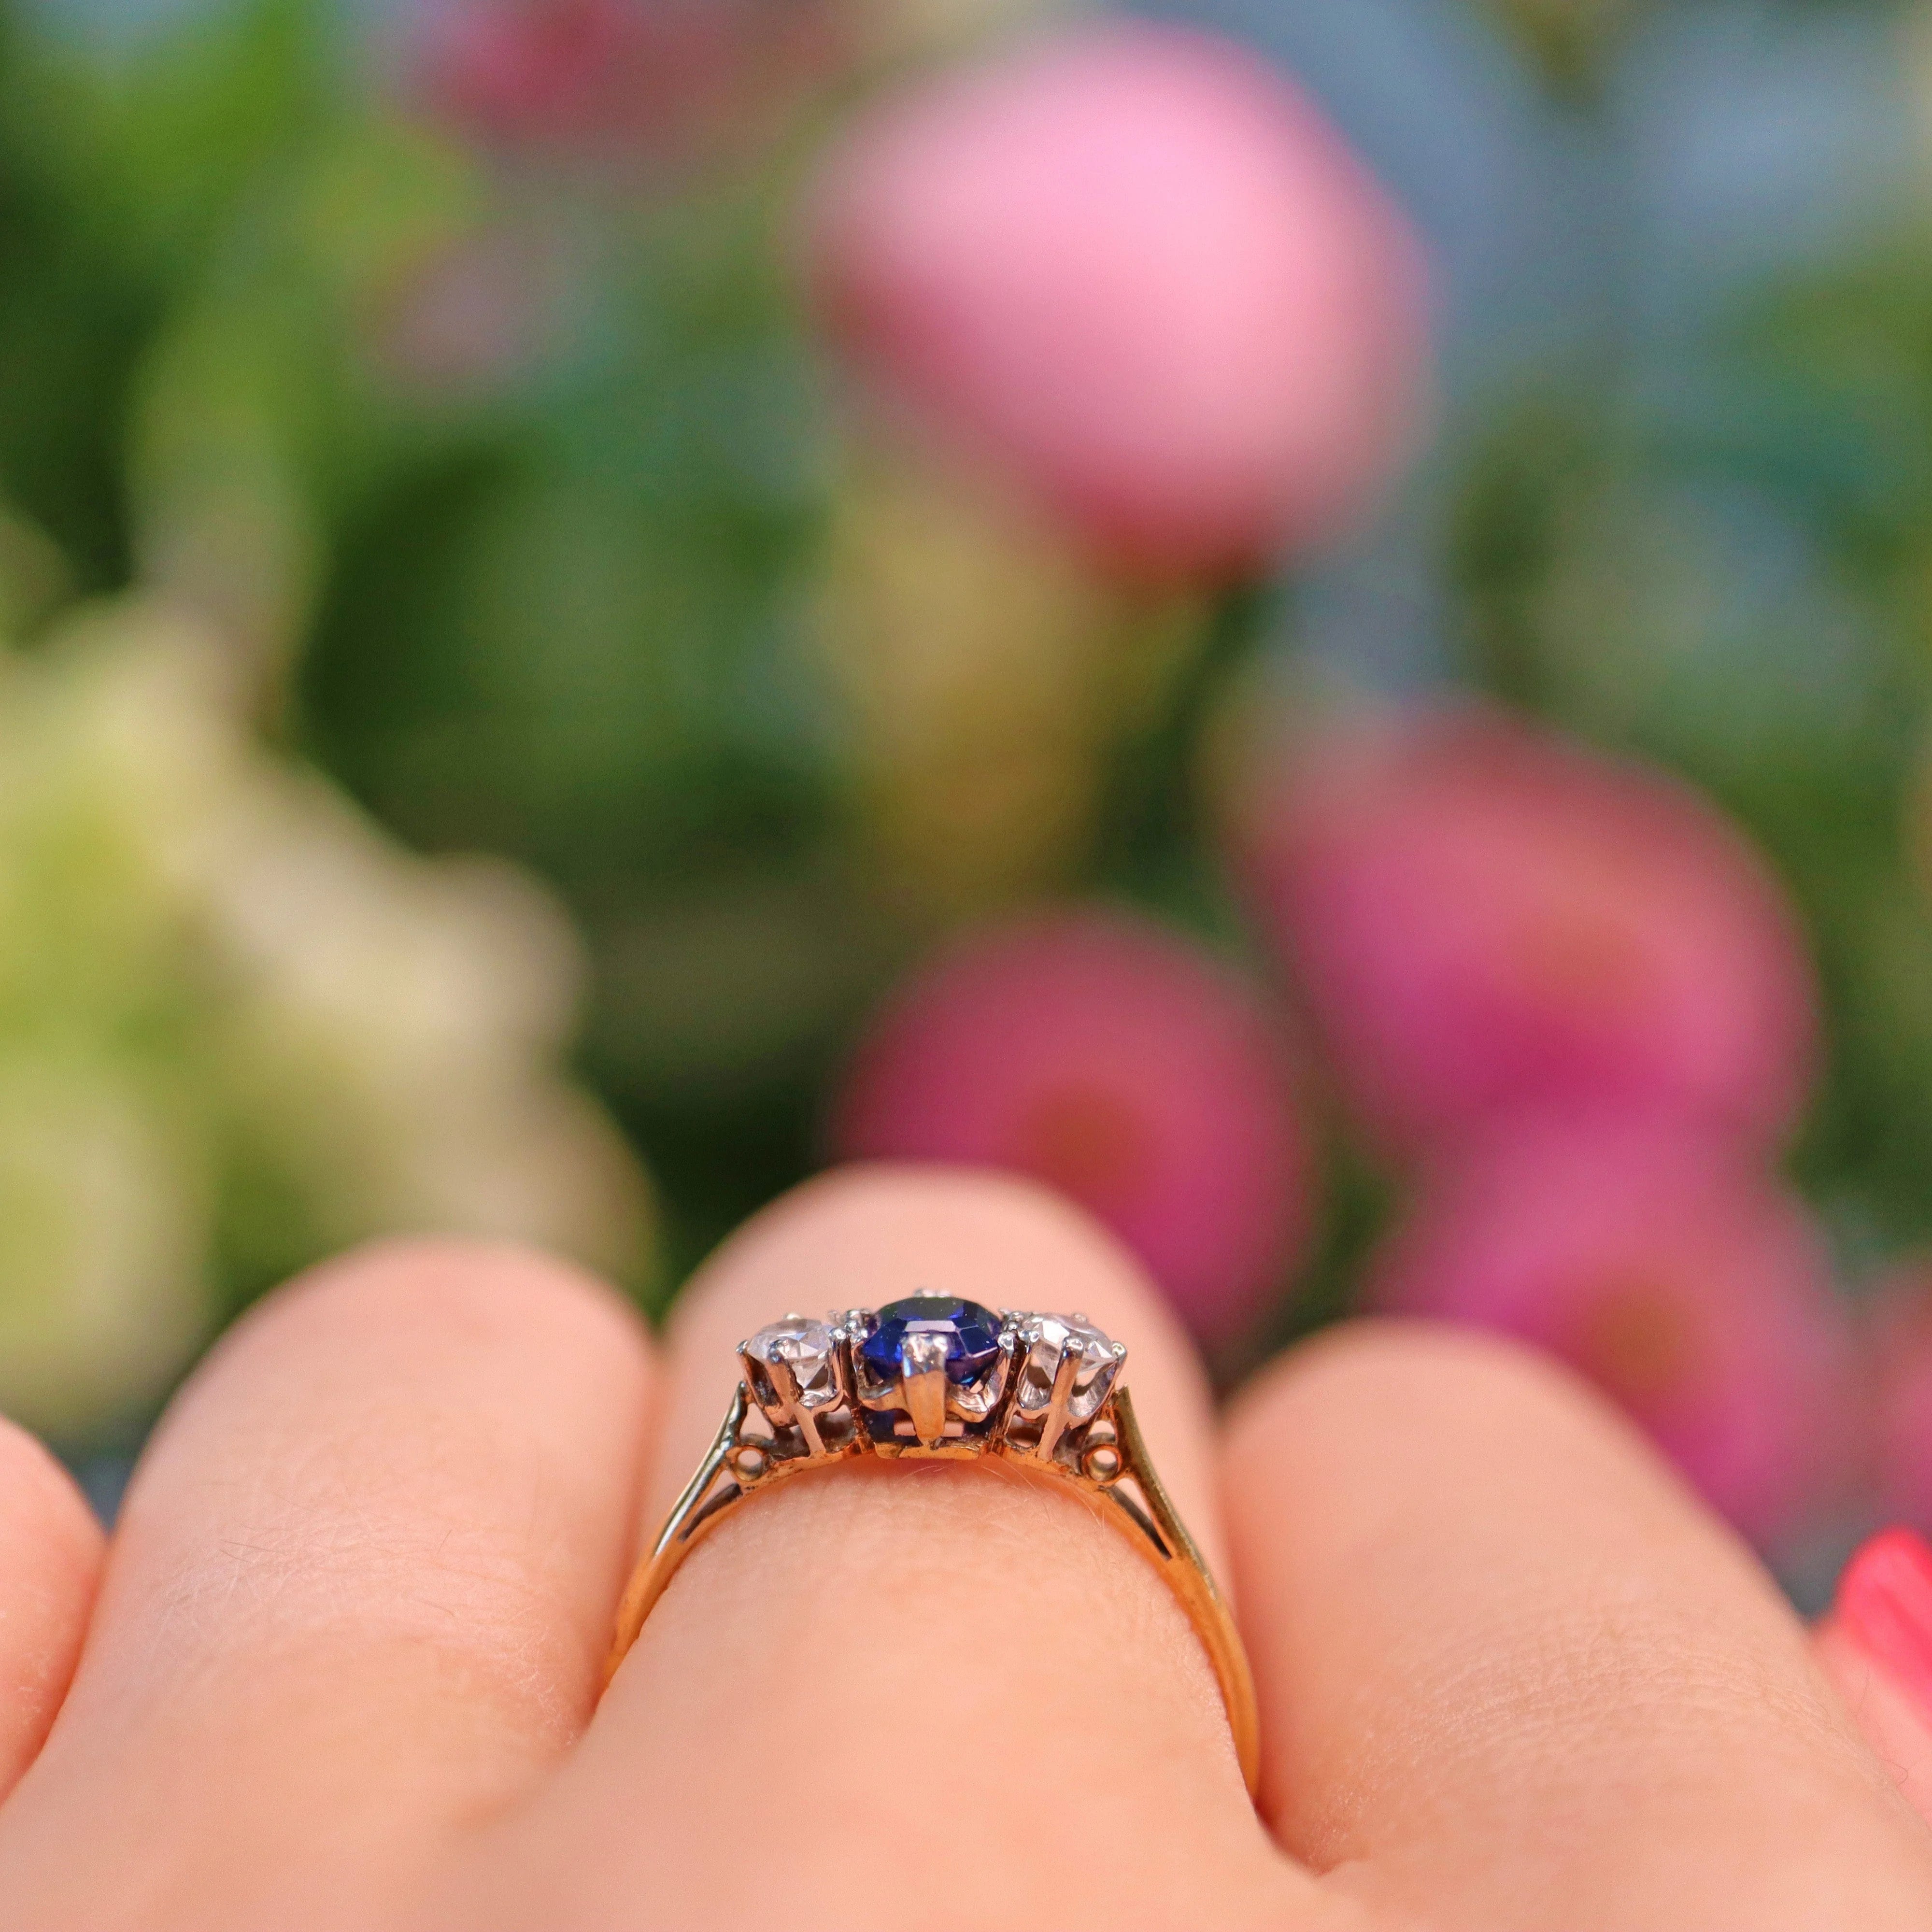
[1238,705,1818,1152]
[412,0,834,163]
[1368,1111,1853,1545]
[803,22,1431,579]
[829,906,1312,1343]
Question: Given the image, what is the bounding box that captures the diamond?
[744,1315,841,1410]
[1011,1314,1119,1423]
[857,1295,1004,1387]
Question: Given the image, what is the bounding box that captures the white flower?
[0,1056,206,1440]
[0,596,653,1435]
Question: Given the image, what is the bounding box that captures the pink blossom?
[828,907,1312,1343]
[1237,706,1818,1152]
[1367,1112,1853,1544]
[803,23,1430,579]
[412,0,833,163]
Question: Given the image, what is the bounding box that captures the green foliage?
[0,0,347,582]
[1443,225,1932,1264]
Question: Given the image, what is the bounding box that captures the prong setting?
[1001,1312,1122,1469]
[850,1295,1008,1456]
[899,1330,951,1446]
[737,1314,859,1475]
[728,1299,1127,1478]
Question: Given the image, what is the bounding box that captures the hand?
[0,1167,1928,1930]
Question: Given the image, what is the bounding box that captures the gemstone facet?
[857,1295,1005,1386]
[1011,1313,1120,1422]
[744,1315,842,1410]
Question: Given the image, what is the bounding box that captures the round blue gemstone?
[859,1295,1004,1385]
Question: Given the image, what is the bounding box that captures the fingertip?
[672,1162,1194,1354]
[0,1413,103,1585]
[155,1236,660,1454]
[1226,1315,1635,1477]
[1216,1315,1932,1925]
[0,1414,103,1796]
[1818,1529,1932,1826]
[260,1235,655,1364]
[0,1236,671,1918]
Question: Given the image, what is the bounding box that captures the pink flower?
[412,0,833,164]
[802,23,1430,580]
[1237,706,1818,1152]
[828,907,1312,1343]
[1367,1112,1854,1545]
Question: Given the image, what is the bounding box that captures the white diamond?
[745,1316,840,1409]
[1012,1314,1119,1423]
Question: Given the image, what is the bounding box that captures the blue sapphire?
[858,1295,1004,1385]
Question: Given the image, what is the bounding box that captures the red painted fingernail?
[1835,1527,1932,1720]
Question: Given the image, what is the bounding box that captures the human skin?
[0,1166,1927,1929]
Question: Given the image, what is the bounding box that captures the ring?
[605,1295,1261,1798]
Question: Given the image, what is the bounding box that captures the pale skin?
[0,1166,1930,1929]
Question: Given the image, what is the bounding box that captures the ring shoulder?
[603,1302,1261,1800]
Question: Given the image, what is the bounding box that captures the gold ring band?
[604,1298,1260,1798]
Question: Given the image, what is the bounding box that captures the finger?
[1222,1321,1932,1932]
[0,1240,656,1930]
[1816,1530,1932,1827]
[448,1166,1326,1931]
[0,1420,101,1802]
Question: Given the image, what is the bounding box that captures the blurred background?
[5,0,1932,1599]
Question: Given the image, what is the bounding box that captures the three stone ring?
[605,1295,1260,1796]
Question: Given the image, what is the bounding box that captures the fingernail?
[1835,1527,1932,1720]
